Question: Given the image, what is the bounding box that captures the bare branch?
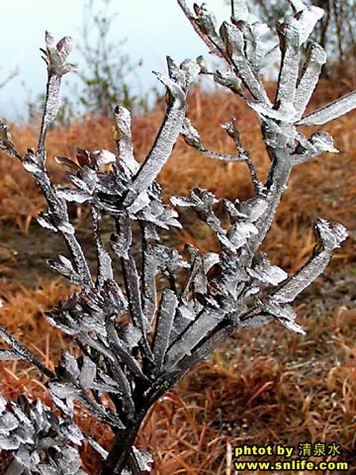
[0,68,18,90]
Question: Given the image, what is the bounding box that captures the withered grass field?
[0,80,355,474]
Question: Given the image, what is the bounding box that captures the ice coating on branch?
[285,6,324,47]
[214,69,244,94]
[0,396,84,474]
[41,31,74,76]
[114,106,139,175]
[294,41,326,118]
[91,149,116,167]
[262,299,306,335]
[37,213,58,232]
[47,255,82,284]
[248,253,288,286]
[289,0,307,11]
[271,220,347,306]
[309,132,338,153]
[182,118,247,161]
[314,218,348,250]
[220,21,272,104]
[297,90,356,125]
[41,75,62,136]
[123,57,199,205]
[55,186,92,204]
[267,2,321,109]
[0,349,24,360]
[37,33,75,150]
[231,0,249,22]
[165,309,223,369]
[244,22,272,73]
[132,446,154,472]
[0,1,354,473]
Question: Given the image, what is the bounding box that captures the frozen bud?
[309,131,338,153]
[41,31,75,76]
[314,218,348,251]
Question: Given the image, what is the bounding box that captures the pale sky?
[0,0,231,120]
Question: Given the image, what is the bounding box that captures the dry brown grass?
[0,81,355,474]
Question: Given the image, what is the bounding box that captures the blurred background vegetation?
[1,0,355,123]
[242,0,356,75]
[26,0,151,125]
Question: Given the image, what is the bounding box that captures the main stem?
[101,419,142,474]
[100,369,188,474]
[99,321,239,474]
[100,396,153,475]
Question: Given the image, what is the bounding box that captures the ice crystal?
[0,396,85,474]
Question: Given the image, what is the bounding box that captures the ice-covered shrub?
[0,1,355,473]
